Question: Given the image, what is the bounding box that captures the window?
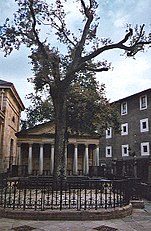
[122,144,129,157]
[121,123,128,136]
[141,142,150,156]
[140,95,147,110]
[106,127,112,139]
[106,146,112,157]
[140,118,149,132]
[121,102,127,115]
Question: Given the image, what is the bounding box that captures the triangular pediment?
[17,121,55,136]
[17,121,99,144]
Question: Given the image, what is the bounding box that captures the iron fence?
[0,178,132,211]
[136,182,151,200]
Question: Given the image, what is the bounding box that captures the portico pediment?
[17,121,55,137]
[16,121,99,146]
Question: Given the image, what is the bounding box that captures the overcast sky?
[0,0,151,118]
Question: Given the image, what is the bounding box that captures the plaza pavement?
[0,200,150,231]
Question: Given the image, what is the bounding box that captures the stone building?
[100,88,151,184]
[0,80,25,172]
[16,122,100,176]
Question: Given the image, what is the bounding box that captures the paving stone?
[11,225,36,231]
[0,200,151,231]
[93,225,118,230]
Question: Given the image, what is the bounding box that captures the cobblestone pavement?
[0,200,150,231]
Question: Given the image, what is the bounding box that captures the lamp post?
[128,146,137,178]
[132,151,137,178]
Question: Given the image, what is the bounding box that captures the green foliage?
[25,92,54,128]
[25,73,121,135]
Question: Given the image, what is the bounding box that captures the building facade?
[0,80,25,172]
[16,122,100,176]
[100,88,151,184]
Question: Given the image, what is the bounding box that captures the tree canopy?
[25,74,121,135]
[1,0,151,178]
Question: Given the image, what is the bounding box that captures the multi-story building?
[100,88,151,184]
[0,80,25,172]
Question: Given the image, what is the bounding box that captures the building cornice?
[112,88,151,104]
[0,80,25,111]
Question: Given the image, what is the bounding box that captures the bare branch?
[119,28,133,44]
[81,27,147,62]
[66,24,151,82]
[81,0,88,16]
[28,0,48,59]
[51,12,76,47]
[86,66,109,72]
[135,24,145,43]
[73,0,94,60]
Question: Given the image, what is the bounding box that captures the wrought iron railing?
[0,178,132,211]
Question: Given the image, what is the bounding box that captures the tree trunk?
[52,89,67,180]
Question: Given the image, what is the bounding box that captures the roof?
[112,88,151,104]
[16,121,99,140]
[0,79,25,111]
[17,121,55,137]
[0,79,12,86]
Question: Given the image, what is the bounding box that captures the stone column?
[84,145,89,175]
[39,144,44,175]
[73,145,78,175]
[95,145,100,166]
[50,144,54,175]
[28,143,33,175]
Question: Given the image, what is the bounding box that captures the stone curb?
[130,200,145,209]
[0,204,132,220]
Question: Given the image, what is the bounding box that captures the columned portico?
[16,122,100,177]
[19,141,100,176]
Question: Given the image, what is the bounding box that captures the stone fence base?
[0,204,132,220]
[130,200,145,209]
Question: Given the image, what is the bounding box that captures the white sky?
[0,0,151,117]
